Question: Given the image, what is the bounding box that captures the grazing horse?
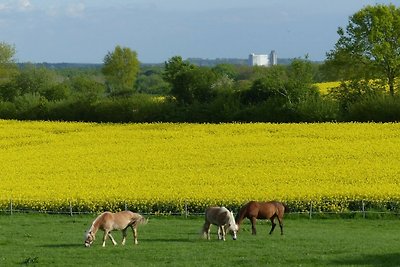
[84,211,147,247]
[235,201,286,235]
[202,207,238,241]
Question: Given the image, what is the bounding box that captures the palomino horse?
[202,207,238,241]
[235,201,286,235]
[84,211,147,247]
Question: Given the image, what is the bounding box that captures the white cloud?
[66,2,85,18]
[18,0,33,11]
[0,0,33,13]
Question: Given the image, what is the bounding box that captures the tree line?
[0,3,399,123]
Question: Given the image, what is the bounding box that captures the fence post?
[185,201,188,218]
[124,202,127,211]
[69,201,73,216]
[362,201,365,219]
[309,202,312,219]
[10,198,13,215]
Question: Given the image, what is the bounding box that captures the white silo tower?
[270,50,277,65]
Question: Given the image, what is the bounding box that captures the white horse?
[84,211,147,247]
[202,207,238,241]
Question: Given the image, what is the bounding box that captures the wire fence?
[1,199,400,219]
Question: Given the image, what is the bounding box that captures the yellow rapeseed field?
[314,81,340,94]
[1,120,400,213]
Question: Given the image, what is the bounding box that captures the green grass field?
[1,214,400,266]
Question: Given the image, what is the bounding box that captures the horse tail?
[132,215,148,227]
[283,203,290,213]
[282,202,290,214]
[138,216,149,225]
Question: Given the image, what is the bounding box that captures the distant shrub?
[0,101,16,119]
[14,93,48,120]
[295,96,339,122]
[346,95,400,122]
[93,98,136,122]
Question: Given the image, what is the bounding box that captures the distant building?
[270,50,277,66]
[248,50,277,67]
[248,53,269,66]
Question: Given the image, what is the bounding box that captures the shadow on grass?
[330,253,400,266]
[140,238,196,243]
[40,243,83,248]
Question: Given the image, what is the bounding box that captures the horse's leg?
[203,222,211,240]
[219,226,226,241]
[121,229,127,245]
[269,216,277,235]
[107,231,117,245]
[102,231,108,247]
[131,226,138,245]
[278,216,284,235]
[250,217,257,235]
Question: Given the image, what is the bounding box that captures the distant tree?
[136,74,170,95]
[45,83,71,101]
[286,58,319,102]
[172,67,218,104]
[102,45,140,96]
[242,59,317,105]
[0,65,59,101]
[241,65,287,105]
[69,76,105,102]
[163,56,194,86]
[0,42,15,64]
[163,56,196,103]
[326,4,400,96]
[0,42,17,81]
[212,64,239,80]
[211,73,235,95]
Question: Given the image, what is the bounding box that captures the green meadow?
[1,214,400,266]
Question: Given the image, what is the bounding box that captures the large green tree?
[326,4,400,96]
[102,45,140,96]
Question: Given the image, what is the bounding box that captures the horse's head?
[226,211,238,240]
[84,231,95,247]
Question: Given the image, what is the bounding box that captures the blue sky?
[0,0,396,63]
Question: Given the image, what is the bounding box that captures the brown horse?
[84,211,147,247]
[235,201,286,235]
[202,207,238,241]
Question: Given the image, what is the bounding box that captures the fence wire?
[1,200,400,218]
